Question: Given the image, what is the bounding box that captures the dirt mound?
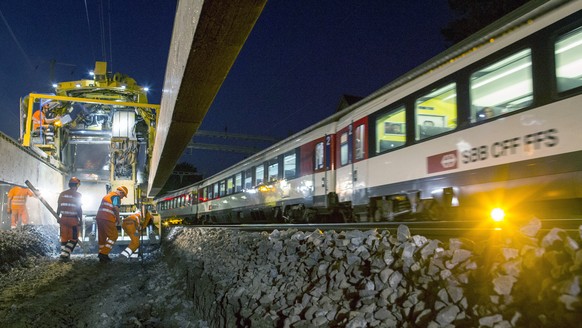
[0,226,59,273]
[0,226,206,327]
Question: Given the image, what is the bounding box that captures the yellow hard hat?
[116,186,128,197]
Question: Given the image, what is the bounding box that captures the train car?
[332,0,582,224]
[157,0,582,226]
[194,121,340,224]
[156,184,199,225]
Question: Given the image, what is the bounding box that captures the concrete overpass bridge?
[148,0,268,196]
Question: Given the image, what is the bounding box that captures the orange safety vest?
[32,110,45,129]
[96,191,120,222]
[123,212,141,228]
[8,187,33,210]
[57,189,82,219]
[122,212,152,230]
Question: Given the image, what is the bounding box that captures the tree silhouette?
[159,162,203,194]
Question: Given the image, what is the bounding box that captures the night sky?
[0,1,454,178]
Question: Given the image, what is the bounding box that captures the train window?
[208,185,214,200]
[415,82,457,140]
[235,173,242,192]
[226,177,234,195]
[284,152,297,179]
[470,48,532,122]
[244,169,253,190]
[340,132,349,166]
[201,188,208,202]
[315,142,324,170]
[215,183,221,198]
[354,124,365,160]
[555,27,582,93]
[376,105,406,153]
[268,162,278,182]
[255,165,264,185]
[219,180,226,196]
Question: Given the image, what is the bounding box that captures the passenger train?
[156,0,582,227]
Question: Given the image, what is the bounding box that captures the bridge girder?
[148,0,267,197]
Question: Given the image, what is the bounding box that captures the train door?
[336,125,353,204]
[312,134,334,206]
[351,119,369,211]
[336,117,368,211]
[324,134,334,196]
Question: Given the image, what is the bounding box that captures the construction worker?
[7,185,35,229]
[119,209,152,261]
[32,99,61,129]
[56,177,83,262]
[95,186,128,263]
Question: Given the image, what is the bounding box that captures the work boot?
[117,254,129,263]
[98,253,112,263]
[59,255,70,263]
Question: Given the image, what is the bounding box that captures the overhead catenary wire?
[0,7,32,129]
[84,0,114,70]
[98,0,107,63]
[0,8,33,71]
[83,0,97,64]
[108,0,113,72]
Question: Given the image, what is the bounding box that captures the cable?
[83,0,97,64]
[0,8,33,70]
[108,0,113,72]
[99,0,107,62]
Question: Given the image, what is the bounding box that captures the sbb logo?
[428,150,458,174]
[441,153,457,168]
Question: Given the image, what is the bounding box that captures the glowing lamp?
[490,208,505,222]
[258,185,270,192]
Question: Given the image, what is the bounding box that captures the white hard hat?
[40,99,53,107]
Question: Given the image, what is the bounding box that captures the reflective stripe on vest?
[58,190,82,219]
[96,192,118,222]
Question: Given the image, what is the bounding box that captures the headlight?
[490,208,505,222]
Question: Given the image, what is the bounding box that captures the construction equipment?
[19,61,162,247]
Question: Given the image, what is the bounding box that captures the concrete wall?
[0,132,64,228]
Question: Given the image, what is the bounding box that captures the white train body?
[157,1,582,225]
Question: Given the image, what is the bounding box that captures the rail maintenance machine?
[20,61,161,249]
